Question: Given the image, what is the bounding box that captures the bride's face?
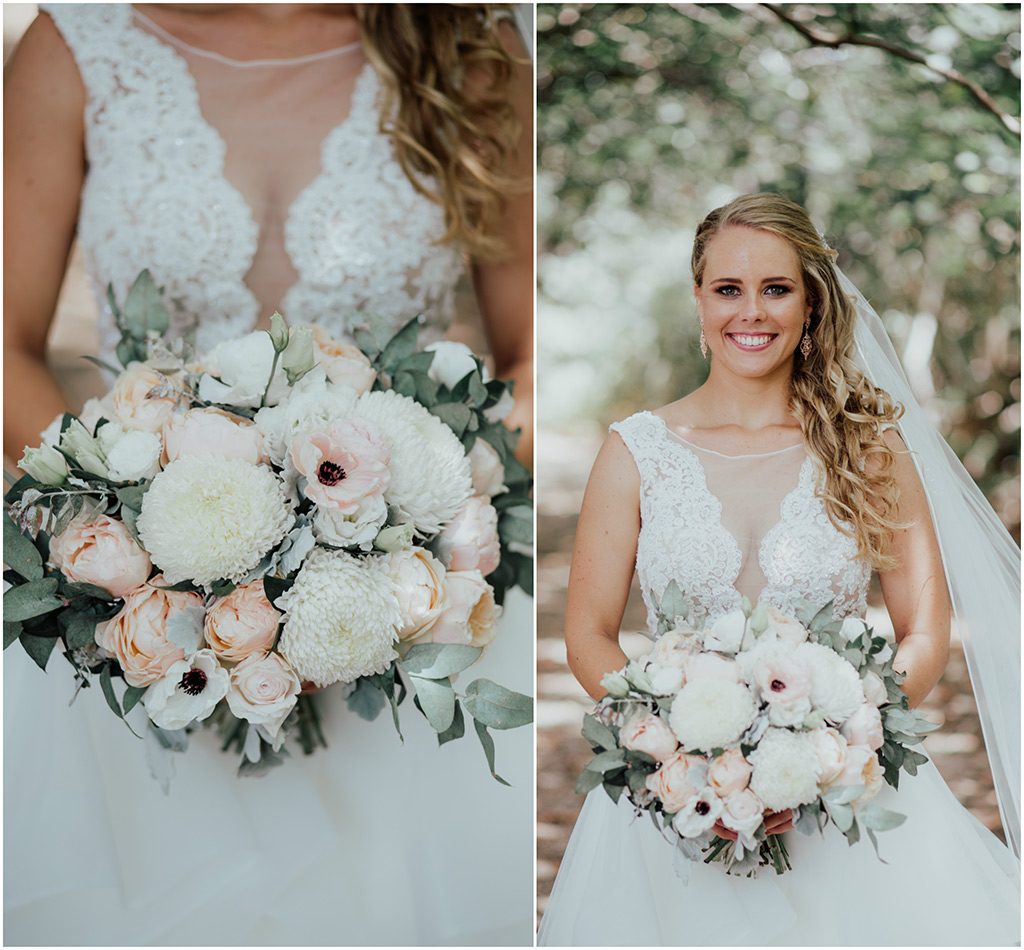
[695,226,812,380]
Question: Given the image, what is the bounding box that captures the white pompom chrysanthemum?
[137,456,292,586]
[276,548,402,687]
[748,727,822,811]
[796,641,866,724]
[354,390,472,536]
[668,677,757,752]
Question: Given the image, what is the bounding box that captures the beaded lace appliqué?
[44,4,463,359]
[610,412,870,636]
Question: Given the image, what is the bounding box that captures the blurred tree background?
[538,1,1021,534]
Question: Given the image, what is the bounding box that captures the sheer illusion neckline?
[131,7,363,68]
[642,411,806,460]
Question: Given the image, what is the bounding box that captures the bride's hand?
[712,808,793,841]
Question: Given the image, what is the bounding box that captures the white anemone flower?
[276,549,403,687]
[137,456,292,586]
[143,649,230,730]
[354,390,472,536]
[673,787,723,838]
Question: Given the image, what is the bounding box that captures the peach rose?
[50,514,151,599]
[204,580,280,662]
[707,748,753,797]
[436,495,501,576]
[840,702,885,751]
[95,577,203,686]
[645,750,702,812]
[651,628,700,669]
[388,548,448,642]
[111,363,180,432]
[719,787,764,842]
[311,325,377,393]
[226,651,301,741]
[163,408,265,465]
[809,726,848,785]
[467,439,507,499]
[429,570,499,648]
[621,711,679,764]
[836,744,885,805]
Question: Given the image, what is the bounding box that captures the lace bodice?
[610,411,871,635]
[44,4,463,359]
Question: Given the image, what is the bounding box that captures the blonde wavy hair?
[356,5,527,260]
[691,193,906,570]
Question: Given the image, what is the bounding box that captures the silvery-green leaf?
[827,801,854,832]
[584,748,626,773]
[346,678,386,721]
[676,835,705,861]
[462,678,533,729]
[400,643,481,679]
[4,622,22,650]
[3,513,43,581]
[749,603,769,635]
[278,523,316,576]
[581,713,617,751]
[794,805,821,837]
[627,769,649,793]
[122,270,170,340]
[659,580,687,624]
[822,783,864,805]
[857,804,906,832]
[64,612,98,651]
[19,632,56,670]
[575,767,603,795]
[4,577,63,622]
[122,684,147,716]
[410,675,456,732]
[845,817,861,845]
[603,781,625,805]
[865,827,889,864]
[473,718,510,785]
[436,700,465,746]
[166,604,206,652]
[243,725,263,763]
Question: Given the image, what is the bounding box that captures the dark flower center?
[179,668,207,696]
[317,460,347,486]
[695,800,710,816]
[770,678,786,692]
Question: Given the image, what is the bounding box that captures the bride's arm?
[877,429,952,708]
[3,12,86,462]
[469,20,533,469]
[564,433,640,701]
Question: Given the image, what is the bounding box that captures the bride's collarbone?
[648,407,804,457]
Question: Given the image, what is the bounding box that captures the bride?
[538,193,1020,946]
[4,5,533,946]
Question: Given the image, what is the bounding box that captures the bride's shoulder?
[608,393,701,439]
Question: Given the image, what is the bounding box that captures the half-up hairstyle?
[691,193,906,571]
[356,5,527,260]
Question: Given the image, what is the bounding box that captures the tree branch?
[762,3,1021,138]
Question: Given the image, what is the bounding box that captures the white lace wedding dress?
[538,411,1020,947]
[4,6,532,946]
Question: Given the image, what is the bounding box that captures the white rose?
[764,606,809,645]
[835,744,885,806]
[703,609,747,654]
[840,702,885,751]
[425,341,479,389]
[142,650,230,730]
[310,326,376,394]
[19,443,69,485]
[387,548,448,643]
[719,787,764,846]
[621,712,679,764]
[646,662,685,695]
[199,331,290,408]
[97,423,162,482]
[467,439,507,499]
[809,726,848,785]
[226,651,301,742]
[651,628,701,668]
[861,670,888,707]
[313,495,388,550]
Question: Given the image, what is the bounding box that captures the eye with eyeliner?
[714,284,791,297]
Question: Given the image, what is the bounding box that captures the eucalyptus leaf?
[409,676,456,733]
[346,678,387,721]
[585,748,627,773]
[822,783,864,806]
[437,699,466,746]
[3,514,43,581]
[99,664,123,719]
[430,402,473,437]
[62,581,116,601]
[581,713,617,751]
[462,678,533,730]
[473,718,510,786]
[827,801,854,832]
[64,612,98,651]
[858,804,907,832]
[122,684,147,715]
[4,621,22,649]
[603,781,625,804]
[575,767,603,795]
[121,269,170,340]
[4,578,63,622]
[399,643,481,679]
[19,632,56,670]
[498,507,533,546]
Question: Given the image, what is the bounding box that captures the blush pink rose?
[49,514,151,598]
[429,570,499,648]
[467,439,507,499]
[707,748,753,797]
[388,549,448,643]
[621,711,679,764]
[111,363,180,432]
[836,744,885,804]
[861,670,888,707]
[645,750,702,812]
[204,580,280,662]
[809,727,848,785]
[163,408,265,465]
[290,419,391,514]
[436,495,501,576]
[226,651,301,741]
[719,787,764,842]
[840,702,885,751]
[95,576,202,687]
[311,326,377,393]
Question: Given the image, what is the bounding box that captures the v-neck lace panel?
[611,411,871,634]
[44,3,464,359]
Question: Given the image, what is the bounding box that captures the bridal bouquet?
[577,583,938,876]
[5,271,532,781]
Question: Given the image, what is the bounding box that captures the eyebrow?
[709,276,797,285]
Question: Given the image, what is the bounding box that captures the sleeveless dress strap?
[40,4,133,103]
[609,411,664,484]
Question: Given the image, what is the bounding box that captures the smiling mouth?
[726,332,778,351]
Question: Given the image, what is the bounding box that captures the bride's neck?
[696,369,796,431]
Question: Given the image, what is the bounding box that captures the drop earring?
[800,323,813,358]
[699,322,708,359]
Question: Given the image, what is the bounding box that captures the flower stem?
[260,348,282,409]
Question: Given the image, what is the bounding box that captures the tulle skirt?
[4,590,533,947]
[539,758,1020,946]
